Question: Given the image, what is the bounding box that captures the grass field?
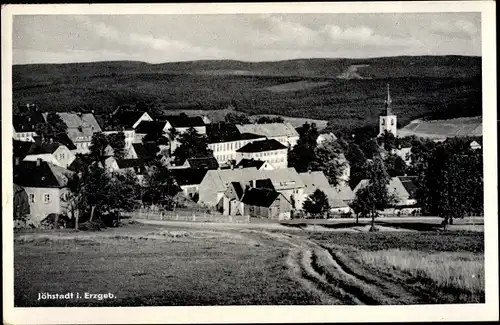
[14,219,484,307]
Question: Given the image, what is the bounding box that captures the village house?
[259,167,305,210]
[198,167,262,206]
[12,106,45,142]
[133,120,169,143]
[22,141,76,168]
[206,123,266,164]
[235,158,274,170]
[392,146,413,166]
[170,168,209,199]
[13,159,74,225]
[235,139,288,169]
[180,157,219,170]
[353,176,420,215]
[241,188,293,220]
[114,111,154,130]
[47,112,102,154]
[102,129,137,157]
[236,122,299,148]
[162,114,207,135]
[221,179,275,216]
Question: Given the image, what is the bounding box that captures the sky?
[12,13,481,64]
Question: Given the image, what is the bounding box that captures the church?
[378,84,397,137]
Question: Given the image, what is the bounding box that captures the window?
[29,194,35,203]
[43,194,50,204]
[381,118,385,125]
[391,119,395,126]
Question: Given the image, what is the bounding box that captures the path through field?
[239,229,431,305]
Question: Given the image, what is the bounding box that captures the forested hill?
[14,55,481,82]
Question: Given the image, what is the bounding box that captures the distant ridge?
[14,55,481,80]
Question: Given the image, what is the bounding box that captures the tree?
[359,138,380,160]
[303,189,330,219]
[310,140,348,186]
[345,142,368,188]
[107,132,126,160]
[35,112,68,139]
[142,159,180,208]
[384,153,407,177]
[173,127,213,165]
[256,116,284,124]
[288,122,319,172]
[416,139,483,228]
[350,157,397,229]
[89,132,109,159]
[224,112,250,124]
[377,130,396,152]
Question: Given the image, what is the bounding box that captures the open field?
[14,219,484,307]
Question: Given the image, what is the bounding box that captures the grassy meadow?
[14,220,484,306]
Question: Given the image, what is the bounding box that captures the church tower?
[379,83,397,137]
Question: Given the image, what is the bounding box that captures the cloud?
[430,19,479,39]
[249,15,419,51]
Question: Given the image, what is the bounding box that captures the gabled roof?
[398,176,418,199]
[236,139,287,153]
[255,178,275,190]
[13,160,73,188]
[262,167,304,190]
[13,110,45,132]
[353,177,410,200]
[323,184,355,204]
[228,181,246,200]
[299,171,331,192]
[206,123,264,143]
[202,167,261,192]
[26,142,65,155]
[52,133,76,150]
[235,158,266,169]
[241,188,282,208]
[135,121,168,135]
[13,140,33,160]
[170,168,208,186]
[236,122,299,138]
[132,143,149,160]
[186,157,219,170]
[49,112,102,140]
[164,115,205,128]
[114,111,148,129]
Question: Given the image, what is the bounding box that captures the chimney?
[15,157,20,166]
[36,158,42,166]
[252,179,256,187]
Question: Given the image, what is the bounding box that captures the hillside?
[12,56,482,132]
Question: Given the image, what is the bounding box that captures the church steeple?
[379,83,397,137]
[384,83,392,115]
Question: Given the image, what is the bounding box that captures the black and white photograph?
[2,2,498,324]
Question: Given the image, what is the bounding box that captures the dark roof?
[236,139,287,153]
[26,141,65,155]
[164,115,205,128]
[255,178,275,190]
[13,140,33,160]
[241,188,281,208]
[13,160,73,188]
[186,157,219,170]
[398,176,418,198]
[235,158,265,169]
[115,111,148,128]
[132,143,149,160]
[206,123,263,143]
[116,159,145,170]
[228,182,246,200]
[52,133,76,150]
[13,110,46,132]
[135,121,167,135]
[170,168,208,186]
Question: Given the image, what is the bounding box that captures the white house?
[235,139,288,169]
[13,159,74,225]
[23,142,75,168]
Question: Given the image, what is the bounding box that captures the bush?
[40,214,70,230]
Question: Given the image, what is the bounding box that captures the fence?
[123,207,250,224]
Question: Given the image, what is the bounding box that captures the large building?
[235,139,288,169]
[236,122,299,148]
